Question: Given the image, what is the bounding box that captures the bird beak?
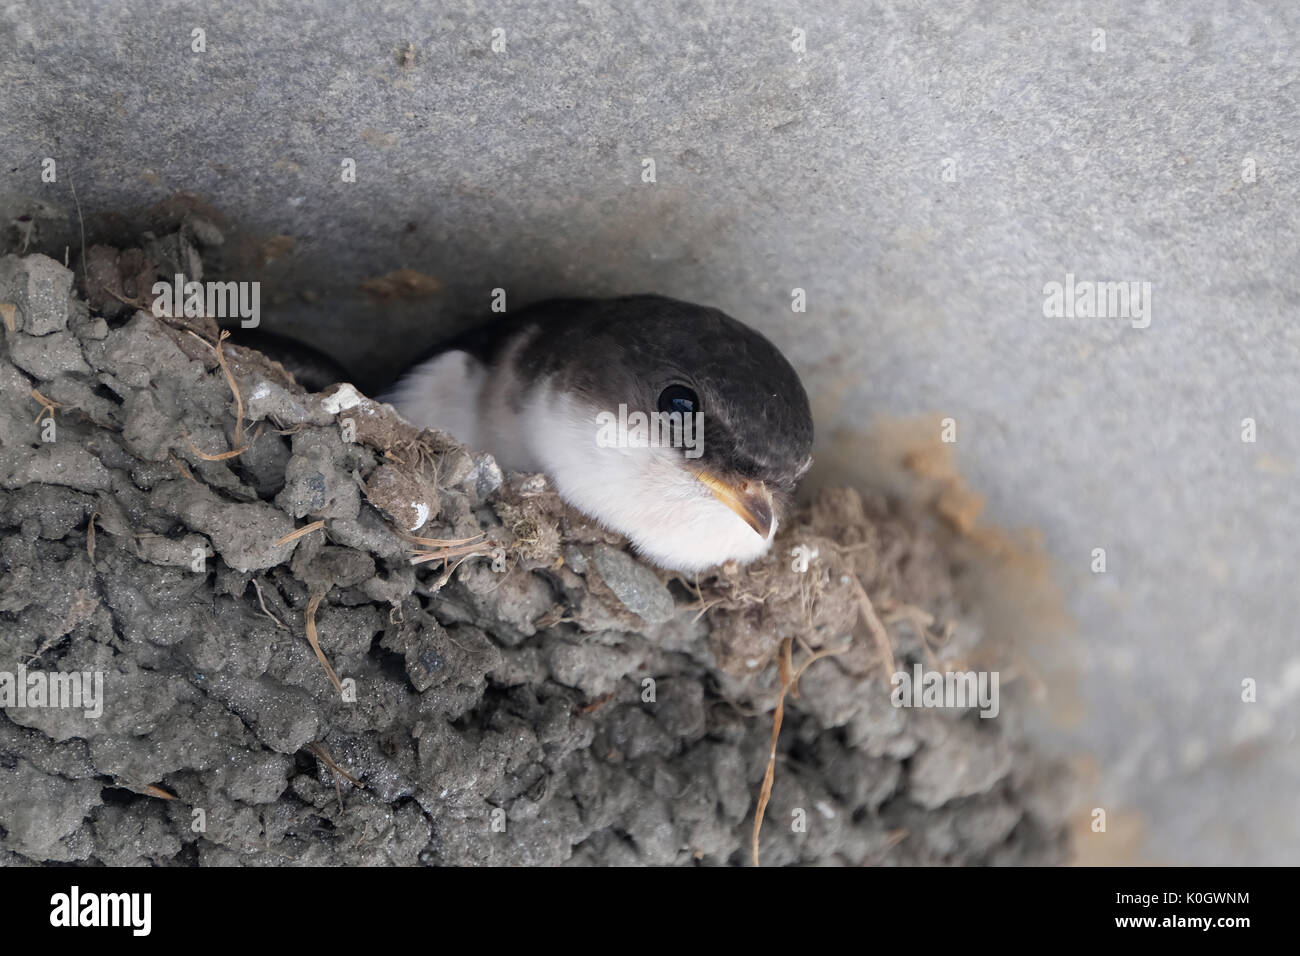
[695,472,775,539]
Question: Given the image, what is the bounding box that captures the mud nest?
[0,228,1070,866]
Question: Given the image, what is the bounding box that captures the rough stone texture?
[589,544,676,627]
[0,254,74,335]
[0,249,1068,866]
[4,0,1295,865]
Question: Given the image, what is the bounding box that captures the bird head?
[525,296,814,572]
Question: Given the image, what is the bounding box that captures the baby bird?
[382,295,813,573]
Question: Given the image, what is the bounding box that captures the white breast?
[383,350,776,573]
[519,384,777,573]
[379,349,488,453]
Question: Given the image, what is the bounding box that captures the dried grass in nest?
[751,633,855,866]
[274,520,325,548]
[745,547,900,865]
[181,329,250,460]
[30,388,60,424]
[307,742,365,813]
[303,590,343,694]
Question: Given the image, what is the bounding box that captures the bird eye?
[657,384,699,416]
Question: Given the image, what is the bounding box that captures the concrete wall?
[3,0,1297,863]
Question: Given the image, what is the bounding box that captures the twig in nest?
[187,328,246,448]
[168,453,197,482]
[789,640,853,701]
[689,597,724,623]
[307,742,363,787]
[303,590,343,694]
[396,524,482,557]
[751,636,853,866]
[752,637,794,867]
[408,539,495,568]
[425,551,490,591]
[181,432,248,460]
[30,388,60,424]
[671,572,705,600]
[24,634,62,667]
[86,511,99,562]
[251,578,288,630]
[274,519,325,547]
[850,573,896,683]
[529,606,576,629]
[883,600,943,671]
[307,742,364,814]
[396,530,485,548]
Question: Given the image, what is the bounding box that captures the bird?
[381,295,814,573]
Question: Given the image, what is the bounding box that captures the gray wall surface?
[3,0,1297,863]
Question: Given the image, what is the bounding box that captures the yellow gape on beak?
[694,472,774,539]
